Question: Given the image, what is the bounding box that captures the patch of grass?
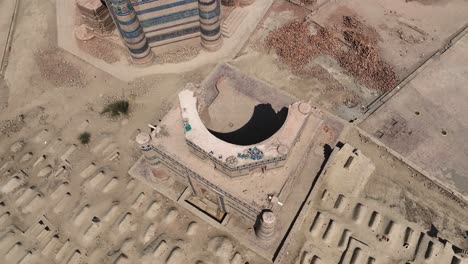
[101,100,129,117]
[78,132,91,145]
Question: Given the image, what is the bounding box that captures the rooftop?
[178,89,312,171]
[360,32,468,202]
[151,88,323,209]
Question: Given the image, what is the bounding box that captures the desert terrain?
[0,0,467,263]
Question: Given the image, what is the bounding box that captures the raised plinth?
[178,89,310,177]
[58,0,274,80]
[256,211,276,241]
[76,0,114,34]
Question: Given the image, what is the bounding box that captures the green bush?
[78,132,91,145]
[101,100,129,117]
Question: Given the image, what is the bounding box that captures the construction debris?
[35,49,87,88]
[265,21,317,69]
[153,46,201,64]
[78,37,122,64]
[266,16,398,92]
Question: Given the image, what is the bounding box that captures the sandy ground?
[0,0,16,67]
[310,0,468,78]
[232,1,380,122]
[360,31,468,201]
[0,0,467,263]
[56,0,275,80]
[0,0,261,262]
[275,128,468,264]
[232,0,468,121]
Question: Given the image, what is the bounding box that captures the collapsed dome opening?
[208,104,288,146]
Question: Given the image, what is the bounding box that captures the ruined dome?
[208,104,288,146]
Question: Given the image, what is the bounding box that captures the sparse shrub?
[78,132,91,145]
[101,100,129,117]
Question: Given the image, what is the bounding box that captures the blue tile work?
[200,17,220,26]
[237,147,264,161]
[200,26,220,37]
[199,7,220,19]
[112,0,128,4]
[199,0,222,49]
[120,24,145,39]
[117,15,138,26]
[111,0,134,16]
[140,145,152,151]
[144,19,198,35]
[147,26,200,44]
[135,0,198,15]
[130,0,164,6]
[110,0,224,48]
[107,0,152,60]
[198,0,216,6]
[130,44,151,58]
[140,8,199,28]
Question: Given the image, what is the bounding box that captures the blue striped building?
[105,0,226,62]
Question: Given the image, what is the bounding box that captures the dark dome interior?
[208,104,288,146]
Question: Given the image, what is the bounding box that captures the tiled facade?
[96,0,236,62]
[132,0,201,47]
[107,0,153,63]
[199,0,223,50]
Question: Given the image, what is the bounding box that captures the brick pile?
[266,16,398,92]
[76,0,114,35]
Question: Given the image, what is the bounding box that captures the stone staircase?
[222,7,248,38]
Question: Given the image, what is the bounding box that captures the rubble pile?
[265,21,317,69]
[153,46,201,64]
[78,37,122,64]
[35,49,87,88]
[266,16,398,91]
[0,114,25,137]
[337,16,398,92]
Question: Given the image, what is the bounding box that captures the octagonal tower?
[106,0,153,63]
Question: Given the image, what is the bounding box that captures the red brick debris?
[265,16,398,92]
